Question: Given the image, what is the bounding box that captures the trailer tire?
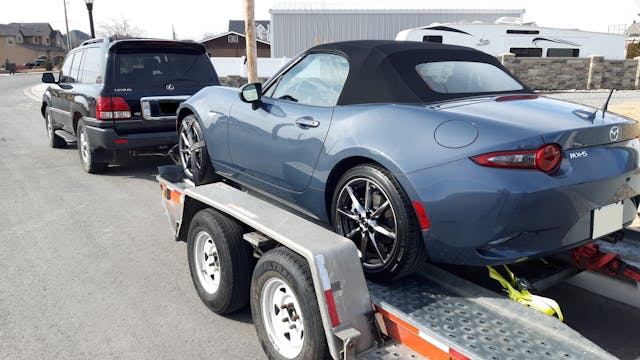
[187,208,252,314]
[251,247,328,360]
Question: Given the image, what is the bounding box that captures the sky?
[1,0,638,41]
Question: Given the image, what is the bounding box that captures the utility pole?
[244,0,257,83]
[63,0,71,51]
[172,25,177,40]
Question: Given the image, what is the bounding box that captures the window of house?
[228,34,239,43]
[34,37,40,44]
[7,37,15,46]
[509,47,543,57]
[16,34,23,43]
[547,48,579,57]
[45,38,50,45]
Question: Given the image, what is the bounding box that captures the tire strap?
[487,265,564,322]
[573,244,640,282]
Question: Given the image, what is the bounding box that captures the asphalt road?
[0,73,265,359]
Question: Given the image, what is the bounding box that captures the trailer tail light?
[96,96,131,120]
[471,144,562,174]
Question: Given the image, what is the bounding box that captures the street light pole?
[85,0,95,38]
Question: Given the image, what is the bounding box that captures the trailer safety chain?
[573,243,640,282]
[487,265,564,322]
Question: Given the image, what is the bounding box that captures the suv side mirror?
[42,72,56,84]
[239,83,262,103]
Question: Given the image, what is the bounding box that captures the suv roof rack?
[79,36,113,47]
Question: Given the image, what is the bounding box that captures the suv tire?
[77,122,108,173]
[45,108,66,148]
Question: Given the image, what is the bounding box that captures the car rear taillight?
[534,144,562,173]
[96,96,131,120]
[471,144,562,174]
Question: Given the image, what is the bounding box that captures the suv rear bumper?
[85,124,177,150]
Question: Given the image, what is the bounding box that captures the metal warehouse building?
[269,3,525,57]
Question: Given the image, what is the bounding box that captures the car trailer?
[157,164,637,360]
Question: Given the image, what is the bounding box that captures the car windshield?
[415,61,523,94]
[112,50,215,87]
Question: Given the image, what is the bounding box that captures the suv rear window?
[111,48,216,87]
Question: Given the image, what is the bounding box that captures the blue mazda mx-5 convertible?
[175,40,640,280]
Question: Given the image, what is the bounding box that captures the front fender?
[177,85,240,166]
[41,90,52,118]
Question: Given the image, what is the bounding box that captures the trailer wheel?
[187,208,252,314]
[251,247,328,360]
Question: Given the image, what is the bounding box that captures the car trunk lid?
[433,95,640,150]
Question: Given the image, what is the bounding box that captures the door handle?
[295,117,320,128]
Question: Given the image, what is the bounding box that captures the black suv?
[41,37,219,173]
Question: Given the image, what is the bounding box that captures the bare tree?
[97,17,147,38]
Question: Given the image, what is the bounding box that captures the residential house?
[228,20,271,42]
[626,21,640,58]
[200,31,271,58]
[627,21,640,41]
[63,30,91,49]
[0,22,66,67]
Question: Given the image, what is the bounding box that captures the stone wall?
[498,54,640,91]
[219,75,269,88]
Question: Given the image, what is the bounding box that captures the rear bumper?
[402,153,640,266]
[85,124,177,150]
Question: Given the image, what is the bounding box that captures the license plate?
[592,202,623,239]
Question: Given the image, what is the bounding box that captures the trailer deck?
[157,164,638,360]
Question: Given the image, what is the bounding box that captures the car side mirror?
[239,82,262,105]
[42,72,56,84]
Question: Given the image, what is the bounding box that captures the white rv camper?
[396,21,626,59]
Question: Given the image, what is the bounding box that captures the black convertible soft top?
[306,40,532,105]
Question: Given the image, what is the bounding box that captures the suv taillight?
[471,144,562,174]
[96,96,131,120]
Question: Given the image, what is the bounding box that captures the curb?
[25,83,48,102]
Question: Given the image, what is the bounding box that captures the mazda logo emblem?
[166,84,175,90]
[609,126,620,142]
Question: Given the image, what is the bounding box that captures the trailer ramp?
[368,264,615,360]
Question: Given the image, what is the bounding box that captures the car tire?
[45,108,66,148]
[187,208,252,314]
[251,247,328,360]
[331,164,427,281]
[77,122,108,174]
[178,115,218,185]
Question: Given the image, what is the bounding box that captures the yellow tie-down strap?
[487,265,564,322]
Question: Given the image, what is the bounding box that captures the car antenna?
[595,88,615,120]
